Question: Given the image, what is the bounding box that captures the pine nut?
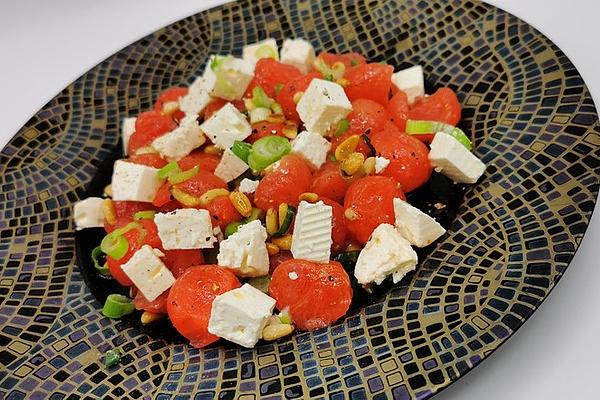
[102,199,117,225]
[278,203,289,227]
[229,192,252,217]
[344,207,359,221]
[203,144,223,155]
[298,192,319,203]
[266,243,280,256]
[171,187,201,207]
[266,207,279,235]
[103,184,113,198]
[198,188,230,206]
[340,152,365,175]
[292,91,304,104]
[141,311,164,325]
[334,135,360,161]
[162,101,180,115]
[362,157,376,175]
[271,234,292,251]
[262,323,295,341]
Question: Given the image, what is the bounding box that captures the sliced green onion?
[168,166,199,184]
[100,233,129,260]
[272,204,296,237]
[248,276,271,293]
[102,294,135,319]
[329,154,336,161]
[379,60,388,65]
[313,58,345,80]
[255,44,278,60]
[232,140,252,163]
[91,246,111,277]
[157,161,180,179]
[274,83,284,96]
[247,136,291,171]
[350,59,359,67]
[270,102,283,115]
[214,63,238,99]
[252,86,274,108]
[324,74,334,81]
[224,221,243,238]
[244,207,264,222]
[335,119,350,137]
[244,98,256,111]
[210,55,229,71]
[249,107,272,124]
[133,210,156,220]
[279,312,292,325]
[104,349,121,368]
[361,134,376,157]
[406,120,472,150]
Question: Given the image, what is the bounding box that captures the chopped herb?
[329,154,336,161]
[324,74,334,81]
[350,59,359,67]
[335,119,349,137]
[104,349,121,368]
[274,83,284,95]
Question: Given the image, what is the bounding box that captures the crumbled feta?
[121,117,136,156]
[213,226,224,242]
[280,39,315,74]
[291,130,331,169]
[391,65,425,105]
[121,245,175,302]
[154,208,216,250]
[290,200,333,263]
[200,102,252,149]
[243,38,279,64]
[214,149,249,182]
[151,115,206,161]
[374,156,390,174]
[393,198,445,248]
[179,76,212,117]
[429,132,486,183]
[288,272,298,280]
[208,283,276,348]
[73,197,104,230]
[202,56,254,101]
[239,178,260,194]
[217,220,270,277]
[296,79,352,136]
[354,224,417,285]
[111,160,164,202]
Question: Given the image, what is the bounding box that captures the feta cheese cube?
[429,132,486,183]
[391,65,425,105]
[73,197,104,230]
[202,55,254,101]
[280,38,315,74]
[243,38,279,64]
[200,102,252,149]
[291,130,331,168]
[214,149,249,182]
[375,156,390,174]
[208,283,276,348]
[217,220,270,277]
[290,200,333,263]
[296,79,352,136]
[121,117,136,156]
[393,198,445,247]
[354,224,417,285]
[179,76,212,117]
[239,178,259,194]
[121,245,175,302]
[151,115,206,161]
[154,208,216,250]
[111,160,164,202]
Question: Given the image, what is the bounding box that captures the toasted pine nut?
[336,78,350,87]
[141,311,164,325]
[344,208,359,221]
[266,243,280,256]
[334,135,360,161]
[298,192,319,203]
[162,101,180,115]
[346,243,362,252]
[103,184,113,198]
[135,146,158,155]
[362,157,376,175]
[229,192,252,217]
[266,208,279,235]
[267,114,286,124]
[271,234,292,251]
[282,122,298,139]
[262,323,295,341]
[203,144,223,155]
[171,187,201,207]
[340,152,365,175]
[102,199,117,225]
[199,188,230,206]
[292,91,304,104]
[278,203,289,227]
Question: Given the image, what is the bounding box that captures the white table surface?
[1,1,598,399]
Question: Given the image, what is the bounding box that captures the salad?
[74,38,485,349]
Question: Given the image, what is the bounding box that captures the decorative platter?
[1,0,599,399]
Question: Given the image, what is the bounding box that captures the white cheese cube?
[200,103,252,149]
[291,130,331,169]
[280,38,315,74]
[121,117,136,156]
[239,178,260,194]
[354,223,417,285]
[214,149,249,182]
[296,79,352,136]
[374,156,390,174]
[73,197,104,230]
[154,208,216,250]
[111,160,164,202]
[202,55,254,101]
[179,76,212,117]
[243,38,279,64]
[391,65,425,105]
[393,198,445,248]
[208,283,276,348]
[121,245,175,302]
[151,115,206,161]
[217,220,269,277]
[290,200,333,263]
[429,132,486,184]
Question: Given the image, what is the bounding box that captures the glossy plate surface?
[1,0,599,398]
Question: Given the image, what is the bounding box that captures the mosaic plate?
[1,0,599,398]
